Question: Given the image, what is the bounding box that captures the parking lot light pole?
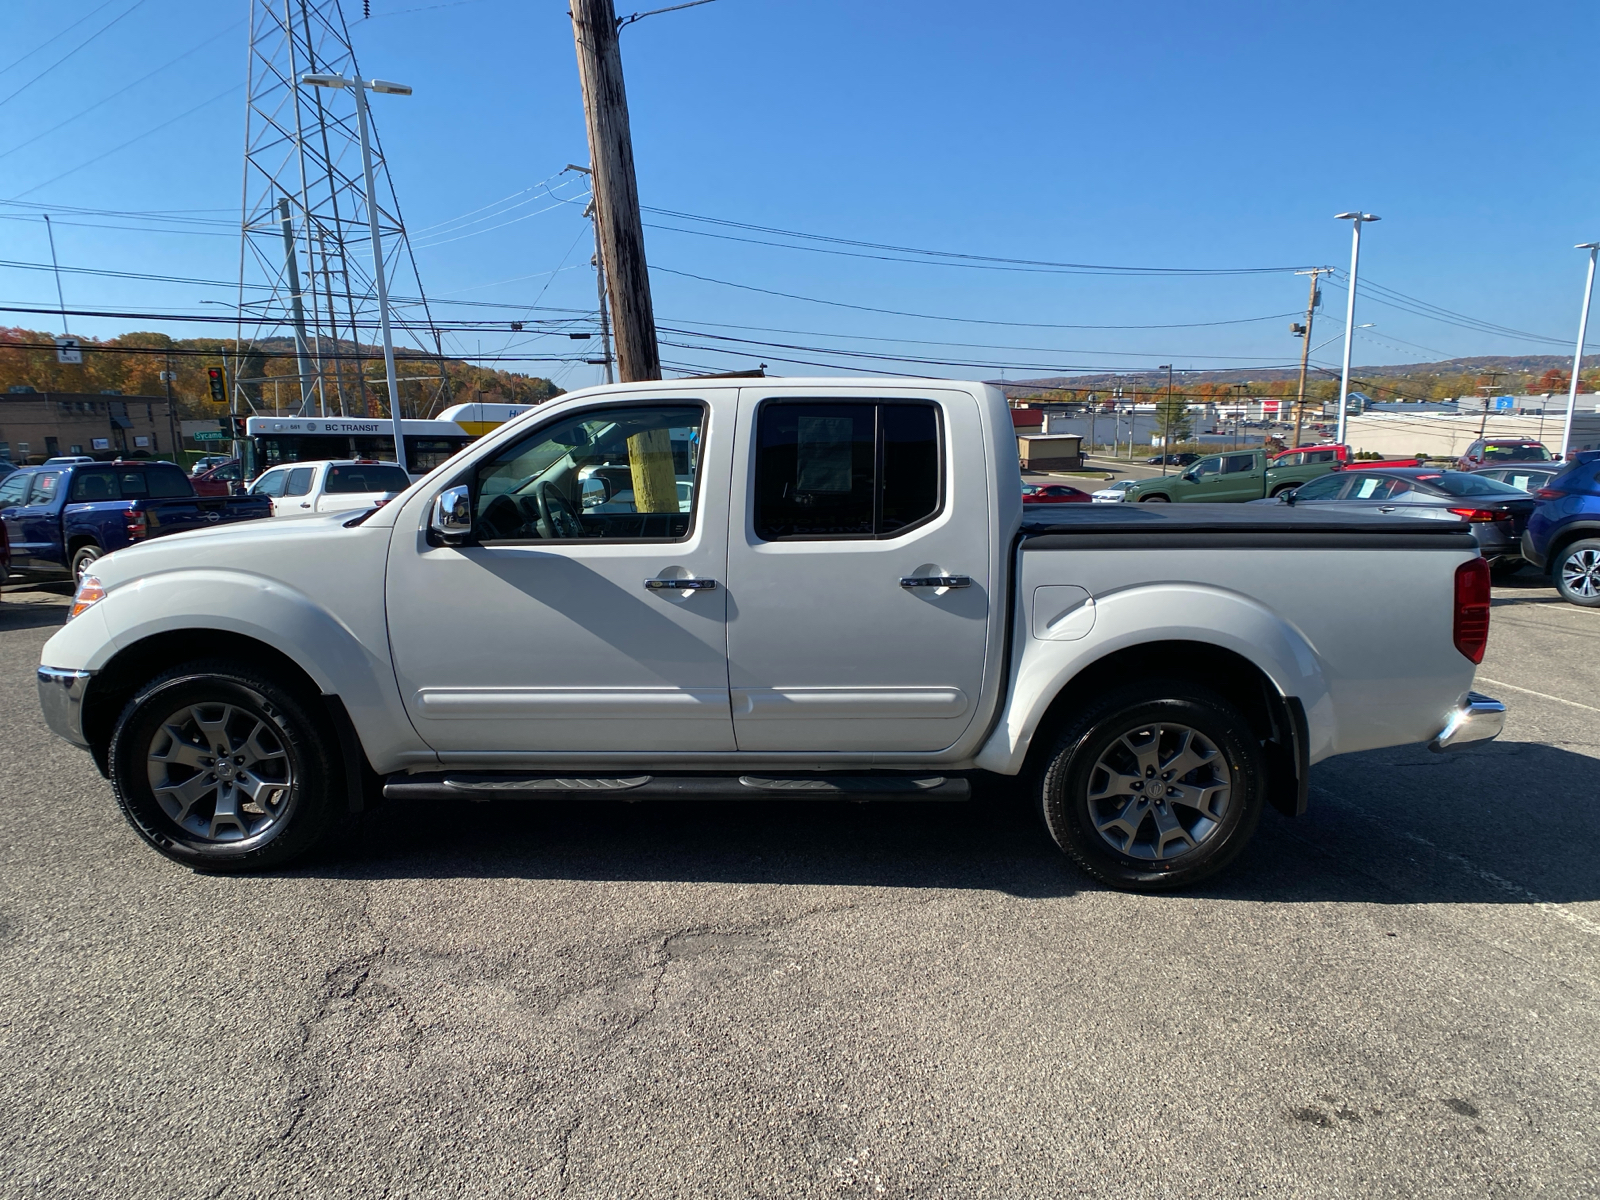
[1561,243,1599,460]
[1334,212,1379,447]
[300,72,412,469]
[1159,364,1173,475]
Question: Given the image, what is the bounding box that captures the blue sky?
[1,0,1596,390]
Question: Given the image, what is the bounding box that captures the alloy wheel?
[145,702,294,842]
[1086,723,1231,862]
[1561,548,1600,598]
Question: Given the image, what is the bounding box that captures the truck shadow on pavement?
[0,600,71,632]
[320,739,1598,908]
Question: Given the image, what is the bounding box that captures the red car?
[191,458,245,497]
[1022,482,1092,503]
[1455,439,1552,471]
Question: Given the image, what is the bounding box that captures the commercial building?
[0,391,178,464]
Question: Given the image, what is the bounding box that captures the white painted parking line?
[1477,677,1600,714]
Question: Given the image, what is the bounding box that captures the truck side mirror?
[430,485,473,543]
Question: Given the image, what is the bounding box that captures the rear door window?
[327,464,411,493]
[754,400,942,540]
[1225,453,1259,474]
[145,466,192,498]
[29,471,62,503]
[69,469,121,502]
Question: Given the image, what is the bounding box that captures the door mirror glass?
[1280,489,1298,505]
[431,485,473,541]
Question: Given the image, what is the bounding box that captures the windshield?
[1426,471,1530,497]
[1481,443,1550,462]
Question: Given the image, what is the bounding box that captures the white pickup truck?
[37,379,1505,890]
[246,459,412,518]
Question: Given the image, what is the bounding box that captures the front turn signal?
[69,574,105,620]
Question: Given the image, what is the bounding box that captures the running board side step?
[382,773,970,802]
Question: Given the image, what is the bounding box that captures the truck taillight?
[125,508,148,540]
[1453,558,1491,664]
[1447,507,1502,523]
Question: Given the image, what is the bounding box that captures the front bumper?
[37,667,93,747]
[1428,691,1506,753]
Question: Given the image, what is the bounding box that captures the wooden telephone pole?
[1290,268,1325,448]
[570,0,661,381]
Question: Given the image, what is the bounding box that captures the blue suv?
[1522,450,1600,606]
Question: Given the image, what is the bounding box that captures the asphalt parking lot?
[1,577,1596,1199]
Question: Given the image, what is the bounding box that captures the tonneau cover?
[1021,504,1478,551]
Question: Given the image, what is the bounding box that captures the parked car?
[1021,482,1091,504]
[1145,452,1199,466]
[37,379,1503,891]
[247,459,412,518]
[1,514,9,587]
[1125,446,1423,504]
[1261,467,1536,576]
[0,459,273,584]
[191,455,233,475]
[1520,449,1600,606]
[43,456,96,466]
[0,460,16,482]
[1090,480,1139,503]
[1455,439,1552,471]
[190,458,244,497]
[1470,464,1563,494]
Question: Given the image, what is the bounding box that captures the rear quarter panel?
[978,543,1480,774]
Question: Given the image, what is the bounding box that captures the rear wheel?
[1553,538,1600,607]
[107,660,343,871]
[70,544,101,584]
[1037,681,1266,891]
[1138,494,1170,503]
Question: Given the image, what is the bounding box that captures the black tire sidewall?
[1553,539,1600,607]
[108,664,339,871]
[1040,688,1265,890]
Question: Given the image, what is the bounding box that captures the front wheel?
[1553,538,1600,607]
[1037,682,1266,891]
[107,660,343,871]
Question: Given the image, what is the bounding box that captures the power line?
[0,0,123,78]
[0,0,152,109]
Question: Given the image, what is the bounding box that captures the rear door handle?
[900,575,973,589]
[645,577,717,591]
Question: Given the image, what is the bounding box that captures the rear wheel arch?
[1020,640,1307,819]
[1547,523,1600,568]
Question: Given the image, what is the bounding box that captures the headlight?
[68,574,105,620]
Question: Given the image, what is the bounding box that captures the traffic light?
[230,415,247,438]
[207,366,226,404]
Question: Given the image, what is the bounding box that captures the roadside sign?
[1491,395,1515,411]
[193,430,230,442]
[54,336,82,364]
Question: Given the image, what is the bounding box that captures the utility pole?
[1159,365,1174,476]
[277,198,317,414]
[162,349,180,464]
[573,187,616,384]
[1291,268,1325,448]
[570,0,660,381]
[1561,243,1598,460]
[1476,369,1505,439]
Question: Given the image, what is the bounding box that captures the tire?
[1269,484,1296,498]
[1037,681,1266,891]
[1552,538,1600,607]
[70,544,102,584]
[1138,494,1170,503]
[107,660,343,872]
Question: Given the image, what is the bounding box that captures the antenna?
[237,0,437,418]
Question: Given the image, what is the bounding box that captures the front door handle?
[900,575,973,589]
[1377,505,1396,513]
[645,577,717,591]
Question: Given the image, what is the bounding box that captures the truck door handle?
[900,575,973,589]
[644,577,717,591]
[300,502,311,508]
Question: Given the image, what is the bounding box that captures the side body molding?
[974,582,1333,776]
[73,568,431,772]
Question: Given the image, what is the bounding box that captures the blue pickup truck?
[0,460,272,584]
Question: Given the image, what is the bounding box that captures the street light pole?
[1159,364,1173,475]
[300,72,412,469]
[1334,212,1379,447]
[1561,243,1598,461]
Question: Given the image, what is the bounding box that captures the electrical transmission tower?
[236,0,439,418]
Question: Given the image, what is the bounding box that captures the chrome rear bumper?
[37,667,93,747]
[1428,691,1505,753]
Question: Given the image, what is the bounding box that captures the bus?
[435,401,539,437]
[244,416,474,479]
